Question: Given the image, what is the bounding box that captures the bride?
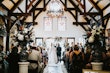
[43,43,67,73]
[48,43,58,64]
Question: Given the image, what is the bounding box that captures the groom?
[57,43,62,62]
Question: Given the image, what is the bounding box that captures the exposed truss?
[1,0,110,30]
[0,0,110,51]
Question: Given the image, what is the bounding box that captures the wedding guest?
[64,48,70,72]
[28,47,43,73]
[7,47,20,73]
[42,47,47,66]
[57,43,62,62]
[104,48,110,70]
[84,47,92,69]
[69,45,84,73]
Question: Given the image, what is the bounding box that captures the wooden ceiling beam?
[69,0,90,31]
[35,8,44,10]
[69,0,90,22]
[67,8,75,10]
[76,0,84,9]
[68,10,76,19]
[102,3,110,11]
[10,13,31,16]
[60,0,66,11]
[105,18,109,27]
[103,13,110,20]
[69,0,82,13]
[1,4,10,11]
[73,21,89,31]
[89,0,102,12]
[30,0,42,12]
[80,12,101,15]
[80,24,87,31]
[83,0,86,13]
[90,15,100,25]
[27,0,36,9]
[76,10,78,24]
[25,0,28,13]
[0,0,3,5]
[88,1,100,13]
[44,0,46,8]
[34,0,50,19]
[10,0,23,12]
[34,10,42,20]
[73,22,88,25]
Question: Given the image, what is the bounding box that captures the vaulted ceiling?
[0,0,110,31]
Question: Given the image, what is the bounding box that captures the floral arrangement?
[87,25,104,43]
[11,23,34,47]
[85,25,105,62]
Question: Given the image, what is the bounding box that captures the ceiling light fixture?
[47,0,64,18]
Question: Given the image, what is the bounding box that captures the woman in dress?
[48,43,58,64]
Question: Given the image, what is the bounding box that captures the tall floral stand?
[18,62,29,73]
[91,62,103,70]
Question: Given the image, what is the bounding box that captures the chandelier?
[47,0,64,18]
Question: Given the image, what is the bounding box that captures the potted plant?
[85,25,106,70]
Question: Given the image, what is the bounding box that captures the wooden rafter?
[1,4,10,11]
[80,24,87,31]
[103,13,110,20]
[10,13,31,16]
[68,10,76,19]
[105,18,109,27]
[27,0,36,9]
[90,15,100,25]
[83,0,86,13]
[88,1,100,13]
[10,0,23,12]
[76,0,84,9]
[25,0,28,13]
[69,0,82,13]
[34,10,42,20]
[73,22,89,25]
[89,0,102,12]
[102,3,110,11]
[34,0,50,19]
[30,0,42,12]
[0,0,3,5]
[69,0,90,30]
[80,12,101,15]
[76,10,78,25]
[10,16,23,30]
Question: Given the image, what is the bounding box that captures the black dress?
[7,52,19,73]
[69,52,84,73]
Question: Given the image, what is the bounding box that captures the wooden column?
[6,16,11,52]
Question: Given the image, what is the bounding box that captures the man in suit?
[57,43,62,62]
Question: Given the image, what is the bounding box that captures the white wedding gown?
[43,45,67,73]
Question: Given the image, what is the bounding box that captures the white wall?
[34,11,86,44]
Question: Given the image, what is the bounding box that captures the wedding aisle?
[43,61,68,73]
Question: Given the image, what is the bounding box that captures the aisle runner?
[43,61,67,73]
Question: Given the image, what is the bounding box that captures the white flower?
[17,33,24,41]
[93,25,97,29]
[88,35,94,43]
[99,25,104,30]
[23,28,28,34]
[91,29,96,36]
